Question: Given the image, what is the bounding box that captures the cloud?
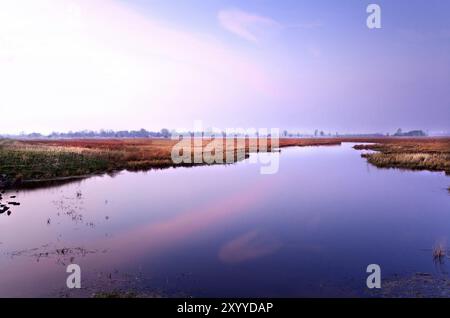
[218,9,281,43]
[217,9,322,44]
[219,230,282,263]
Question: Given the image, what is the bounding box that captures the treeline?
[392,129,427,137]
[3,129,172,139]
[1,128,430,139]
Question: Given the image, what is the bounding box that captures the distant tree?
[28,132,42,139]
[314,129,318,137]
[404,130,427,137]
[320,131,325,137]
[283,130,288,137]
[12,128,179,139]
[160,128,170,138]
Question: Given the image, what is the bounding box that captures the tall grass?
[355,138,450,175]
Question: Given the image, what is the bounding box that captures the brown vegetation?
[353,138,450,175]
[0,137,341,187]
[1,136,448,189]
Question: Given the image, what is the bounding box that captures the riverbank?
[353,138,450,175]
[0,138,341,188]
[1,137,449,189]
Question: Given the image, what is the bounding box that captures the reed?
[0,137,341,187]
[354,138,450,175]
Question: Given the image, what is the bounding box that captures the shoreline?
[0,138,341,189]
[353,140,450,176]
[1,137,449,190]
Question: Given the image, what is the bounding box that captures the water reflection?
[219,230,282,264]
[0,143,449,297]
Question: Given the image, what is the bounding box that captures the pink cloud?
[218,9,281,43]
[219,230,282,263]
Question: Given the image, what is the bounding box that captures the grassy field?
[352,138,450,175]
[0,137,341,188]
[1,137,449,189]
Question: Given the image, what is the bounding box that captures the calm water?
[0,143,449,297]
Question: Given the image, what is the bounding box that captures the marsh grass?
[361,152,450,173]
[4,137,448,189]
[0,145,114,181]
[0,138,341,188]
[354,138,450,175]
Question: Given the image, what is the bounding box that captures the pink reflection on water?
[219,230,282,264]
[91,177,276,264]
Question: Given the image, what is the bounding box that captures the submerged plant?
[432,243,447,262]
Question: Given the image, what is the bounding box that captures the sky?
[1,0,449,135]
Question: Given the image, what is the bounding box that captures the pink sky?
[1,0,449,134]
[1,0,285,134]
